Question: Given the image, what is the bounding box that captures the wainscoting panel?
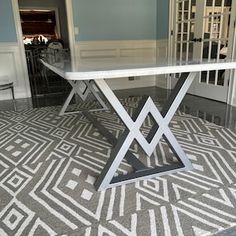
[80,49,117,59]
[0,40,169,101]
[233,97,236,106]
[75,40,168,90]
[0,43,31,100]
[155,39,168,89]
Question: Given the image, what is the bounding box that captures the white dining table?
[41,57,236,191]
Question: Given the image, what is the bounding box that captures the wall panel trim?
[74,39,168,90]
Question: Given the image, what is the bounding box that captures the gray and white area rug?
[0,98,236,236]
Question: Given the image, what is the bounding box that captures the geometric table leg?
[90,72,197,191]
[59,80,108,115]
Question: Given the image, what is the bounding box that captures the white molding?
[1,0,75,101]
[74,40,159,90]
[65,0,76,68]
[229,70,236,107]
[0,43,30,100]
[155,39,168,62]
[156,39,168,89]
[10,0,31,99]
[167,0,174,90]
[76,40,157,60]
[233,97,236,106]
[168,0,173,61]
[227,1,236,106]
[0,42,18,47]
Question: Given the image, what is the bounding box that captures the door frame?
[11,0,76,98]
[168,0,236,105]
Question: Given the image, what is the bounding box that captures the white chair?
[0,76,16,110]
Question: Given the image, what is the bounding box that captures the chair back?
[47,39,64,50]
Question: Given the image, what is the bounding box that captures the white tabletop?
[40,57,236,81]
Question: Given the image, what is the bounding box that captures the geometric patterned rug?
[0,97,236,236]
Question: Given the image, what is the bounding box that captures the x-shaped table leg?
[92,72,197,191]
[59,80,108,115]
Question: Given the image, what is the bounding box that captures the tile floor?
[1,87,235,133]
[0,86,236,236]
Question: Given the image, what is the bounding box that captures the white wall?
[0,43,31,100]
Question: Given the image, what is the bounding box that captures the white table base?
[59,80,108,115]
[41,57,236,191]
[83,72,197,191]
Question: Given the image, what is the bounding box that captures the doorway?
[17,0,71,103]
[171,0,236,103]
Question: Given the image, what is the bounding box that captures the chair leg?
[11,86,16,111]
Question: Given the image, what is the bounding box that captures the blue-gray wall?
[157,0,169,39]
[0,0,169,43]
[73,0,169,41]
[0,0,17,42]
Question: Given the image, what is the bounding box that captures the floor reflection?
[0,87,235,132]
[180,94,236,132]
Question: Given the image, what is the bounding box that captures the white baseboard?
[106,76,156,90]
[0,43,31,100]
[233,97,236,107]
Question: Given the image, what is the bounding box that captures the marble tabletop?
[40,57,236,81]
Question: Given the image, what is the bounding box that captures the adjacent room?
[0,0,236,235]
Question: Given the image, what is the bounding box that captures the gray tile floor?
[0,87,236,236]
